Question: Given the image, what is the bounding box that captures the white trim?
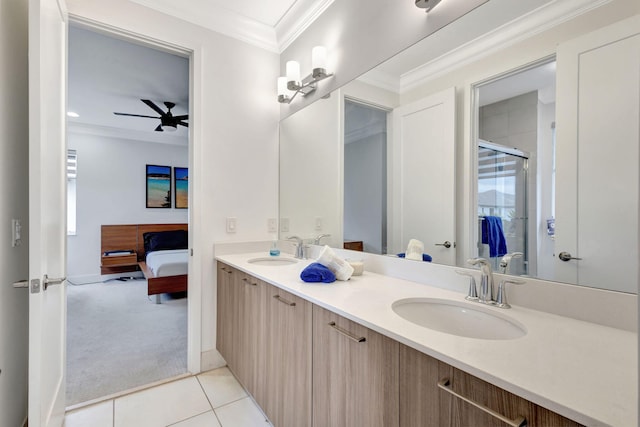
[67,122,188,146]
[399,0,611,93]
[275,0,336,52]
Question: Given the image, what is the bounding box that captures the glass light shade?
[163,125,177,132]
[311,46,327,71]
[286,60,301,84]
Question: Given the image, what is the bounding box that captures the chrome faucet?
[499,252,523,274]
[313,234,331,245]
[467,258,495,304]
[287,235,304,259]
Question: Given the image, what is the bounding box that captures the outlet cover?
[267,218,278,233]
[280,218,290,233]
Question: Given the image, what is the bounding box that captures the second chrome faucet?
[463,256,525,309]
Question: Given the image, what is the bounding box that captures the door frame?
[67,15,203,375]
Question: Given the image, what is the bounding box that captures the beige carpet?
[66,278,187,405]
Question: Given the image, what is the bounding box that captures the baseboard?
[201,349,226,372]
[67,272,145,285]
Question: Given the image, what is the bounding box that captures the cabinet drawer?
[101,253,137,267]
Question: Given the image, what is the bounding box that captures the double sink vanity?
[215,247,636,427]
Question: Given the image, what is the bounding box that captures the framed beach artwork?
[174,167,188,209]
[146,164,172,208]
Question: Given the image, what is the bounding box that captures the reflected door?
[391,87,456,265]
[477,142,529,275]
[555,17,639,293]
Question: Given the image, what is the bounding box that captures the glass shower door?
[477,141,529,275]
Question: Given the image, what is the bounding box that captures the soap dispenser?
[269,237,280,256]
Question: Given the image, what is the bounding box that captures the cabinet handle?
[328,322,366,343]
[242,277,257,286]
[437,378,527,427]
[273,294,296,306]
[220,267,232,274]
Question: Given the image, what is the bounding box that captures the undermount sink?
[392,298,526,340]
[247,257,298,266]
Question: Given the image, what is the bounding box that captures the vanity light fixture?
[415,0,442,12]
[278,46,333,104]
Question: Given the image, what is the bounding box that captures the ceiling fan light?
[162,124,177,132]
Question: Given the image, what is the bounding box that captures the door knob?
[43,274,66,290]
[558,251,582,262]
[435,241,454,249]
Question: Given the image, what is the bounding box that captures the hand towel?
[397,253,433,262]
[300,262,336,283]
[481,216,508,257]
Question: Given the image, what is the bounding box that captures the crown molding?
[275,0,336,52]
[357,67,401,95]
[68,122,188,146]
[128,0,334,53]
[399,0,611,93]
[129,0,279,52]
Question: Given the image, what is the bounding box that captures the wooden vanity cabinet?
[312,305,399,427]
[263,285,312,427]
[216,264,266,401]
[399,344,583,427]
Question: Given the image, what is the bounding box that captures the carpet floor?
[66,278,187,405]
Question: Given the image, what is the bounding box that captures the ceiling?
[68,25,190,145]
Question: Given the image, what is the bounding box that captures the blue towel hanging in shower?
[481,216,507,258]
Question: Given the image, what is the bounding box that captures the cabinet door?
[399,344,582,427]
[216,262,239,370]
[313,305,399,427]
[234,272,267,400]
[263,285,312,427]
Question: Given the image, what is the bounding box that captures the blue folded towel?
[397,253,432,262]
[300,263,336,283]
[481,216,507,258]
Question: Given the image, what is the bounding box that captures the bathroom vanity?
[215,251,636,427]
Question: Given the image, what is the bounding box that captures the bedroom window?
[67,149,77,236]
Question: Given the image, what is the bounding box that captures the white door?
[28,0,68,425]
[555,16,639,292]
[390,87,456,264]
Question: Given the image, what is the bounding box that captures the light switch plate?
[280,218,290,233]
[226,217,237,233]
[315,217,323,231]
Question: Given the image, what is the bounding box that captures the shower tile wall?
[479,91,538,151]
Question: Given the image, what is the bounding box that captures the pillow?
[143,230,188,253]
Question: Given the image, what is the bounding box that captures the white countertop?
[216,252,637,427]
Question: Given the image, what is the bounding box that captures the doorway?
[343,99,388,254]
[473,58,556,277]
[65,24,192,405]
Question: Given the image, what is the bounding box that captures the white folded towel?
[405,239,424,261]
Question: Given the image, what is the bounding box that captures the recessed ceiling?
[128,0,335,52]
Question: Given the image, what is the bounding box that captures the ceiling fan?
[114,99,188,132]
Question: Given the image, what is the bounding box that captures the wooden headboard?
[101,223,188,262]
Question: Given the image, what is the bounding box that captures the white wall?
[67,132,188,283]
[0,0,29,425]
[67,0,280,368]
[344,133,386,254]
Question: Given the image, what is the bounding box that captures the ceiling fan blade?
[178,122,189,128]
[141,99,167,116]
[173,115,189,121]
[155,124,163,132]
[114,112,160,119]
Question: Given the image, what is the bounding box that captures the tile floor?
[64,367,273,427]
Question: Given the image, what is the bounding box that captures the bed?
[100,224,188,303]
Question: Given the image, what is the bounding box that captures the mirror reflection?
[279,13,638,294]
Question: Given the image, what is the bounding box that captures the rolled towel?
[300,262,336,283]
[397,253,433,262]
[316,245,354,281]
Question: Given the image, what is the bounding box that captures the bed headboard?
[101,223,188,261]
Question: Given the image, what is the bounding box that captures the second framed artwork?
[174,167,189,209]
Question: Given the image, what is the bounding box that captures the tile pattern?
[64,367,272,427]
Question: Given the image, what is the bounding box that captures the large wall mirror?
[279,5,639,295]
